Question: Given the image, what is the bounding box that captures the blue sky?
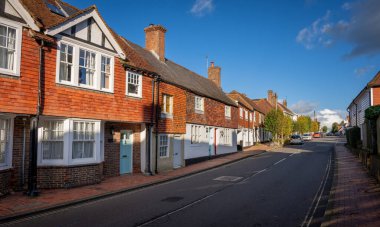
[66,0,380,127]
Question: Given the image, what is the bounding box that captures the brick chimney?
[273,93,278,106]
[208,61,221,87]
[144,24,167,62]
[283,99,287,107]
[267,90,273,104]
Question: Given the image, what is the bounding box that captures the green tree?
[296,115,312,134]
[311,121,319,132]
[332,122,339,133]
[265,109,293,144]
[322,126,328,133]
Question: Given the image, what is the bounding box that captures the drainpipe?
[147,77,156,175]
[155,78,160,174]
[21,117,26,187]
[27,40,44,197]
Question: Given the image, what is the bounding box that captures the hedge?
[346,126,361,148]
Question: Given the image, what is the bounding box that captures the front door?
[209,128,215,156]
[120,130,133,174]
[173,135,182,168]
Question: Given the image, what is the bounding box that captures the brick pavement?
[0,144,268,221]
[322,143,380,227]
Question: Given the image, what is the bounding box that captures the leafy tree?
[322,126,328,133]
[311,121,319,132]
[332,122,339,133]
[296,115,312,134]
[265,109,293,144]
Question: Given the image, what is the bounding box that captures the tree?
[265,109,293,144]
[295,115,312,134]
[322,126,328,133]
[332,122,339,133]
[311,121,319,132]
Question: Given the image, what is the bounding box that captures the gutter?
[155,78,161,174]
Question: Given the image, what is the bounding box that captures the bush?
[365,105,380,120]
[346,127,361,148]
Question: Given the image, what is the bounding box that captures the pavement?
[322,142,380,227]
[0,144,269,222]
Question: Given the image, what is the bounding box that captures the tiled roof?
[277,103,295,116]
[251,99,274,115]
[367,71,380,87]
[121,38,237,106]
[227,92,252,110]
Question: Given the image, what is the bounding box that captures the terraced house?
[0,0,239,196]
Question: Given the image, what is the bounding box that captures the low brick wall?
[37,163,104,189]
[0,169,12,196]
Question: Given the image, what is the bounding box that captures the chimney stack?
[283,99,287,107]
[273,93,278,106]
[144,24,167,62]
[267,90,273,104]
[208,61,221,87]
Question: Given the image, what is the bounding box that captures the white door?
[209,128,215,156]
[173,135,182,168]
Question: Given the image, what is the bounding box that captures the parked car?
[313,132,321,138]
[290,135,304,145]
[302,133,312,141]
[326,132,333,136]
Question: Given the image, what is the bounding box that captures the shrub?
[365,105,380,120]
[346,127,361,148]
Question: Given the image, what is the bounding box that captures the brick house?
[347,72,380,144]
[121,24,238,166]
[227,91,256,148]
[0,0,168,195]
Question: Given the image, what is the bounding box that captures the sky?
[66,0,380,129]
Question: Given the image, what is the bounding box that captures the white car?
[290,135,304,145]
[302,133,312,141]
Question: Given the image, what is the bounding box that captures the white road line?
[274,158,286,165]
[301,153,332,227]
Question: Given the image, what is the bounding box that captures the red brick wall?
[186,91,238,128]
[41,44,154,122]
[0,169,11,196]
[104,122,141,176]
[0,29,39,115]
[373,87,380,105]
[37,164,103,189]
[238,105,254,129]
[157,82,186,134]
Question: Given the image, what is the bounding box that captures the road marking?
[274,158,286,165]
[301,152,332,227]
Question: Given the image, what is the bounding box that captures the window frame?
[159,134,170,158]
[125,71,143,98]
[38,117,101,166]
[191,125,202,144]
[219,128,232,146]
[240,108,243,119]
[225,106,231,119]
[55,38,115,93]
[0,115,14,170]
[194,96,204,114]
[0,18,22,77]
[161,94,173,118]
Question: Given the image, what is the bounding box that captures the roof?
[120,38,237,106]
[347,71,380,109]
[277,103,296,116]
[252,99,274,115]
[227,90,265,114]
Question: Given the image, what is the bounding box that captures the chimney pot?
[210,61,214,67]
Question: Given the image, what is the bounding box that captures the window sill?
[126,94,142,99]
[159,156,170,159]
[0,70,20,78]
[57,82,114,94]
[195,110,204,114]
[0,165,12,172]
[225,117,231,120]
[161,113,173,119]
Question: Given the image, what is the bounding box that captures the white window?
[240,108,243,118]
[253,111,256,122]
[0,19,21,76]
[219,128,232,146]
[0,117,13,170]
[56,40,114,92]
[195,96,204,113]
[72,121,95,159]
[79,49,96,86]
[38,118,101,166]
[191,125,202,144]
[245,110,248,121]
[126,71,142,97]
[159,135,169,158]
[41,121,64,160]
[249,113,252,121]
[59,43,73,82]
[225,106,231,118]
[101,56,111,90]
[162,94,173,117]
[259,114,262,123]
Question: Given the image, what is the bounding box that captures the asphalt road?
[5,137,339,227]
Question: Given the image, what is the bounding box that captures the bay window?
[56,40,114,92]
[38,118,101,166]
[0,19,21,76]
[0,116,13,170]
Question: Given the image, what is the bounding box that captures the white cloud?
[290,100,319,116]
[354,65,374,77]
[297,0,380,58]
[190,0,214,17]
[317,109,345,129]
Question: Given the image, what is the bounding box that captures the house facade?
[347,72,380,141]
